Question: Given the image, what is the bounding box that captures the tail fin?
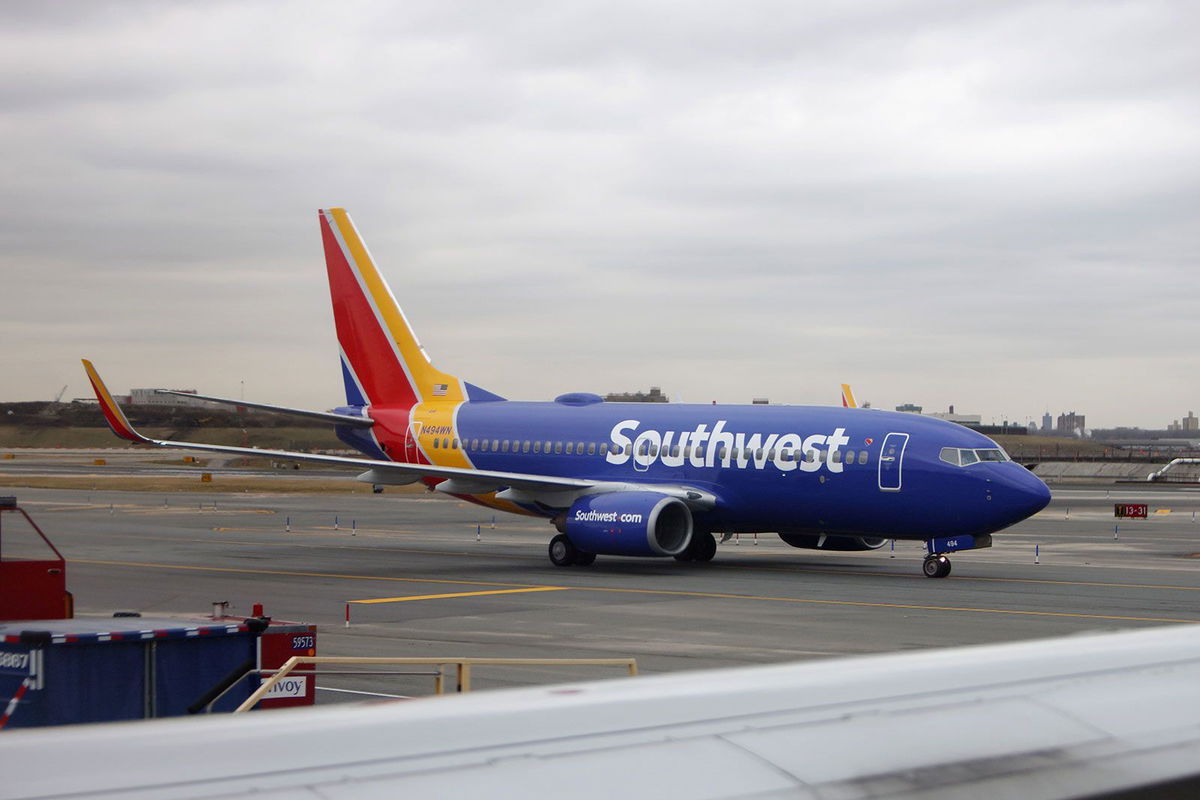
[319,208,502,408]
[840,383,857,409]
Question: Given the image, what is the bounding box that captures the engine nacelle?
[562,492,692,557]
[778,533,889,552]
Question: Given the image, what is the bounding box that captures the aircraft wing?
[6,625,1200,799]
[81,360,715,507]
[153,389,375,428]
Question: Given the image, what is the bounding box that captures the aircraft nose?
[995,467,1051,524]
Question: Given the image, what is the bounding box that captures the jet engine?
[559,492,692,557]
[777,533,889,551]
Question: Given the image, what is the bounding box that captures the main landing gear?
[548,534,595,567]
[674,532,716,563]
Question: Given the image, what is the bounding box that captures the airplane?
[82,208,1051,578]
[5,624,1200,798]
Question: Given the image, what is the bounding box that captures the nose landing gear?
[921,534,991,578]
[922,554,952,579]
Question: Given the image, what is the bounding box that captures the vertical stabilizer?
[319,209,494,408]
[841,384,858,409]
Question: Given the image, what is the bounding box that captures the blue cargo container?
[0,616,265,729]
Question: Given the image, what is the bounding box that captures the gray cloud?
[2,0,1197,428]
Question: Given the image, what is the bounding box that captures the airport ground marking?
[351,587,568,604]
[69,559,1200,625]
[70,559,547,589]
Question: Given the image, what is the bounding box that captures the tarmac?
[4,452,1200,702]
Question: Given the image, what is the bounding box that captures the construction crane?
[52,385,67,404]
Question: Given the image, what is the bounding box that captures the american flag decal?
[432,384,448,396]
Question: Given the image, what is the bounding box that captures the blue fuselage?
[342,399,1051,542]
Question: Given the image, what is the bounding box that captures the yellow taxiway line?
[351,587,568,604]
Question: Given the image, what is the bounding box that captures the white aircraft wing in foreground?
[6,625,1200,799]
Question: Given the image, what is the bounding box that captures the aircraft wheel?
[574,552,596,566]
[693,533,717,562]
[923,555,951,578]
[549,534,579,567]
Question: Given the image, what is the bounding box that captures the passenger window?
[566,442,574,455]
[522,441,530,453]
[755,448,763,459]
[576,442,584,454]
[533,441,541,454]
[858,450,868,465]
[544,441,552,453]
[598,442,607,454]
[470,439,478,450]
[718,446,728,461]
[842,449,853,464]
[452,438,460,449]
[501,440,510,453]
[960,449,979,466]
[481,440,490,452]
[491,439,500,451]
[587,442,596,455]
[830,450,841,463]
[731,447,739,460]
[432,438,440,449]
[766,449,775,460]
[554,442,562,454]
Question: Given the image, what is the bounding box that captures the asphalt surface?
[4,460,1200,701]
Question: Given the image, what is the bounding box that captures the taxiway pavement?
[3,480,1200,701]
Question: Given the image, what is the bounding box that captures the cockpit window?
[941,446,1010,467]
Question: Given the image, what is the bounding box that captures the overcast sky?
[3,1,1197,429]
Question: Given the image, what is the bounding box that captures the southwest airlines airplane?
[83,208,1050,578]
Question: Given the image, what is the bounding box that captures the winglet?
[81,360,150,444]
[840,383,857,409]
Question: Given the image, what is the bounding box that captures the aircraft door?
[404,421,422,463]
[633,438,650,472]
[878,432,908,492]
